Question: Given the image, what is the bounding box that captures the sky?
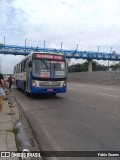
[0,0,120,73]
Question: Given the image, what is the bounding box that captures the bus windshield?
[32,59,66,78]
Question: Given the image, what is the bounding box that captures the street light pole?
[44,41,46,48]
[76,44,78,51]
[25,39,27,48]
[4,36,5,46]
[25,39,27,53]
[61,42,63,50]
[98,46,100,52]
[110,47,113,53]
[108,47,112,70]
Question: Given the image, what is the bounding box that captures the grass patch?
[8,127,19,134]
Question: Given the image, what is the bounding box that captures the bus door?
[26,61,30,92]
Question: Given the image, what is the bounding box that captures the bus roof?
[14,52,64,67]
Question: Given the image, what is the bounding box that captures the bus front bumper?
[31,86,67,94]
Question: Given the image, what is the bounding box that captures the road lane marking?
[99,87,119,91]
[68,83,120,91]
[97,92,119,98]
[68,87,119,98]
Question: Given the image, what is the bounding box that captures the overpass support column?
[88,59,93,72]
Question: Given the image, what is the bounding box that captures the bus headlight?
[63,80,67,86]
[32,80,36,86]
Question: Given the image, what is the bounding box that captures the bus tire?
[16,86,20,90]
[25,90,30,96]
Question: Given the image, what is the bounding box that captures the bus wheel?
[25,90,30,96]
[16,87,19,90]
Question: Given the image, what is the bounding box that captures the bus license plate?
[47,89,53,92]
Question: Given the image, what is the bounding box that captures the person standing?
[8,75,13,91]
[0,74,5,112]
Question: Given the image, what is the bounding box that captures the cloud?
[0,0,120,73]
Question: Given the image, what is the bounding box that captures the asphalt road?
[11,83,120,160]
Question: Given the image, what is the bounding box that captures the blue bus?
[13,52,67,95]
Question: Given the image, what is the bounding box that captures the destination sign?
[35,54,63,60]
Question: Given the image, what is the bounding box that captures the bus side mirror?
[29,61,32,67]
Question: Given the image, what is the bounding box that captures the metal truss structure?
[0,44,120,61]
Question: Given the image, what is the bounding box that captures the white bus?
[13,52,67,95]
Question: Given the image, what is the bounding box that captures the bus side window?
[21,62,23,72]
[21,63,23,72]
[29,60,32,67]
[14,67,16,74]
[20,63,22,73]
[19,63,21,73]
[23,60,26,72]
[21,61,25,72]
[16,65,18,73]
[17,65,19,73]
[18,64,21,73]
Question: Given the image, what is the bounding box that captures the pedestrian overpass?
[0,44,120,72]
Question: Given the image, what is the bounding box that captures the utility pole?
[25,39,27,48]
[76,44,78,51]
[44,41,46,48]
[25,39,27,53]
[110,47,113,53]
[4,36,5,46]
[98,46,100,52]
[61,42,63,50]
[108,47,112,70]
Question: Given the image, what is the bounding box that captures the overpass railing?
[0,44,120,61]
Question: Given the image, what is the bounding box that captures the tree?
[110,63,120,70]
[68,61,108,72]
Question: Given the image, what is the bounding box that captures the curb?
[0,100,19,160]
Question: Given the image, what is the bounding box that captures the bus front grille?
[39,81,61,87]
